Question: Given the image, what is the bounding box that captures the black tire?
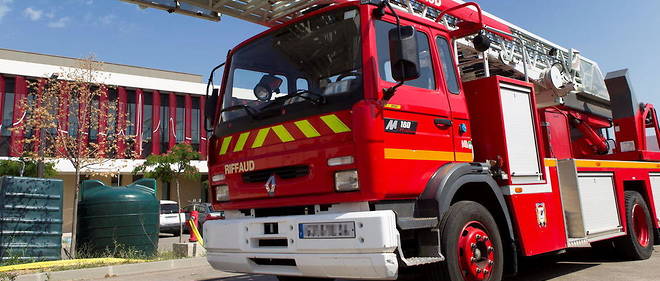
[614,191,654,260]
[425,201,504,281]
[655,228,660,246]
[276,276,333,281]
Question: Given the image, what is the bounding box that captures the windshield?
[220,6,362,132]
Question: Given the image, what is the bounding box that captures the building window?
[142,92,153,158]
[176,95,185,143]
[68,98,79,137]
[88,91,100,143]
[126,90,137,136]
[191,96,200,151]
[160,92,170,153]
[0,77,15,156]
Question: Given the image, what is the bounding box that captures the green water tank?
[77,178,159,257]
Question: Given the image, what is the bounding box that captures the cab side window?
[375,21,435,90]
[436,37,461,94]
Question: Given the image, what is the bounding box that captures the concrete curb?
[14,257,209,281]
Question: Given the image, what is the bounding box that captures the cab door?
[431,32,474,163]
[374,18,456,196]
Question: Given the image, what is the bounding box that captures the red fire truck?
[126,0,660,280]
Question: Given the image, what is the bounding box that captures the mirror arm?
[383,81,404,100]
[204,61,226,132]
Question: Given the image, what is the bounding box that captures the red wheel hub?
[632,204,650,247]
[458,221,495,281]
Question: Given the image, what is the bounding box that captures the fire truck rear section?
[118,0,660,280]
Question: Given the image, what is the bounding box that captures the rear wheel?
[614,191,654,260]
[426,201,504,281]
[276,277,333,281]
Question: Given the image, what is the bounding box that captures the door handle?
[434,118,453,127]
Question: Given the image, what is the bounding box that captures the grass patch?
[1,241,187,276]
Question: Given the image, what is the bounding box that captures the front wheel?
[614,191,654,260]
[426,201,504,281]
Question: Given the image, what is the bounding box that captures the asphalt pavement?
[97,247,660,281]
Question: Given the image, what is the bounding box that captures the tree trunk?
[70,168,81,258]
[176,179,183,243]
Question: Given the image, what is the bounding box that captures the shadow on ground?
[198,247,628,281]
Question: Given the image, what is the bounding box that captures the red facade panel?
[10,76,27,157]
[152,90,161,155]
[135,89,144,156]
[168,92,176,150]
[117,87,127,157]
[185,94,192,144]
[98,87,109,156]
[200,96,207,159]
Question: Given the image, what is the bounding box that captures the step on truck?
[124,0,660,280]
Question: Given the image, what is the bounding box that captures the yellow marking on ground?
[455,152,474,162]
[233,132,250,152]
[294,120,321,138]
[385,148,455,161]
[320,114,351,133]
[251,128,271,148]
[219,136,232,155]
[0,258,147,273]
[272,125,295,142]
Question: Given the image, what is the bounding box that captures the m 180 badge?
[385,118,418,135]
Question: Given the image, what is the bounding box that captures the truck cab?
[199,1,660,281]
[203,1,502,280]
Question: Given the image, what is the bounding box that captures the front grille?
[242,165,309,183]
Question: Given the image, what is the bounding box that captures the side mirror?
[388,26,421,82]
[253,75,283,101]
[205,88,219,131]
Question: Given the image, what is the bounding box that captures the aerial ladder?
[121,0,657,156]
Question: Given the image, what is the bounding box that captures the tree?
[14,56,135,257]
[133,143,201,242]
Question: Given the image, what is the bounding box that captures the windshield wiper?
[220,104,257,119]
[250,90,327,120]
[276,89,326,105]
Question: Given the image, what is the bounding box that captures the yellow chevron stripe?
[294,120,321,138]
[272,125,294,142]
[233,132,250,152]
[320,114,351,133]
[385,148,455,161]
[251,128,270,148]
[219,136,232,155]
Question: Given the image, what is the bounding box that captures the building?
[0,48,210,233]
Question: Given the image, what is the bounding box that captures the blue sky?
[0,0,658,106]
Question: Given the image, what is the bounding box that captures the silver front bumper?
[204,210,400,280]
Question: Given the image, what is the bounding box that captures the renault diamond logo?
[265,175,277,197]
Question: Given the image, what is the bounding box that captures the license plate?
[299,222,356,239]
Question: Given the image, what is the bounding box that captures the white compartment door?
[650,173,660,222]
[577,173,620,235]
[499,83,542,183]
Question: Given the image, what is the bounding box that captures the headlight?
[216,185,230,202]
[334,170,359,192]
[211,174,226,182]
